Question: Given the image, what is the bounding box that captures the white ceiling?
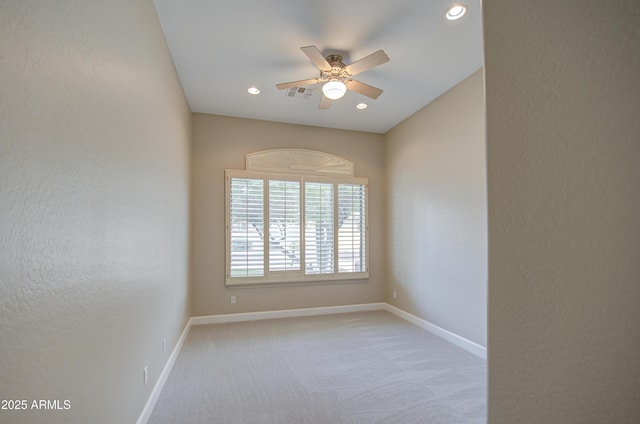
[153,0,483,134]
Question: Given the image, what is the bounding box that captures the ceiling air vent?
[285,87,314,100]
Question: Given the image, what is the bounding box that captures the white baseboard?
[189,302,386,326]
[136,320,191,424]
[190,302,485,359]
[383,303,487,360]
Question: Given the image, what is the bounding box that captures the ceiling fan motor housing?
[322,54,349,82]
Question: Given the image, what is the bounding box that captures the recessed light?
[446,5,466,20]
[247,87,260,95]
[356,103,368,110]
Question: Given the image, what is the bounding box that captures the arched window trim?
[246,149,355,176]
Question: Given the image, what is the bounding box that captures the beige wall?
[383,69,487,347]
[484,1,640,422]
[0,1,191,423]
[191,113,384,316]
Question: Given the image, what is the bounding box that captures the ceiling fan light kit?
[276,46,390,110]
[322,81,347,100]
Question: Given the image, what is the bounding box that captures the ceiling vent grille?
[285,87,314,100]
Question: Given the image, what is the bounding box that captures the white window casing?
[225,169,369,286]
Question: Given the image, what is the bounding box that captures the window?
[226,171,368,285]
[268,179,301,274]
[338,183,367,273]
[228,176,264,278]
[304,181,333,275]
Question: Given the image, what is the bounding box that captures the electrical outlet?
[143,366,148,386]
[393,290,397,299]
[230,295,236,305]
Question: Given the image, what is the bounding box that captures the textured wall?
[484,0,640,422]
[0,1,191,423]
[383,69,487,347]
[190,114,384,316]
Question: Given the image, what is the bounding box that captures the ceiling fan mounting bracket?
[325,55,345,68]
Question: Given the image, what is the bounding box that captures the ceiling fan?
[276,46,390,110]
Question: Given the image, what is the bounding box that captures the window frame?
[225,170,369,286]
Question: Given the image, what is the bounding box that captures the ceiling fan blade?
[346,79,384,99]
[344,50,390,76]
[301,46,332,72]
[318,94,332,110]
[276,78,320,90]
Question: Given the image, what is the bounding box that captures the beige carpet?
[148,310,486,424]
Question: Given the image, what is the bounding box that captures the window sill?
[225,275,369,288]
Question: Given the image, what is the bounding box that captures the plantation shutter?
[338,183,367,273]
[268,179,301,273]
[228,177,264,278]
[226,166,368,286]
[304,181,334,275]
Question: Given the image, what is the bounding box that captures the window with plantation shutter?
[338,183,367,273]
[226,151,368,286]
[304,182,334,275]
[269,179,301,275]
[228,176,264,279]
